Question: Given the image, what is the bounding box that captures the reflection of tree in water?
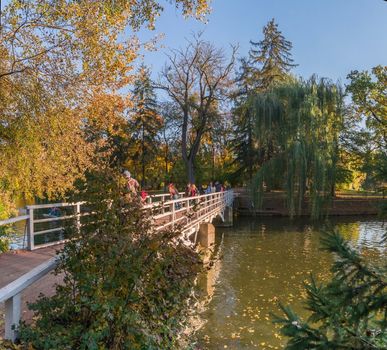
[302,227,312,256]
[336,221,360,243]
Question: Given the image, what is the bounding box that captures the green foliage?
[128,65,163,186]
[18,169,201,349]
[251,78,344,218]
[248,18,297,91]
[346,65,386,149]
[232,98,260,182]
[344,65,386,192]
[232,19,296,183]
[273,230,387,349]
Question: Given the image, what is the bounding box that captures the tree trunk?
[164,151,169,183]
[186,158,195,184]
[141,124,145,188]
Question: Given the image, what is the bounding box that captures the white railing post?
[4,293,21,341]
[186,197,190,225]
[27,207,34,251]
[172,200,175,229]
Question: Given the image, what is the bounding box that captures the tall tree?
[157,35,237,183]
[159,102,181,184]
[232,19,297,183]
[249,18,297,91]
[346,65,387,149]
[344,66,387,191]
[129,65,162,187]
[231,98,258,182]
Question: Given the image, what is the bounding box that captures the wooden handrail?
[0,257,58,341]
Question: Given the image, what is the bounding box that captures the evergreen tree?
[274,230,387,349]
[249,18,297,91]
[232,98,260,182]
[232,19,296,183]
[130,65,163,186]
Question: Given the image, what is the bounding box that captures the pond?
[195,216,386,349]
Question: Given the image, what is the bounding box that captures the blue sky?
[138,0,387,84]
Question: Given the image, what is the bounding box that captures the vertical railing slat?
[27,208,34,251]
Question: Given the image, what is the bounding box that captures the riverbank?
[234,189,384,216]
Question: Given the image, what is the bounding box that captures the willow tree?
[252,77,345,218]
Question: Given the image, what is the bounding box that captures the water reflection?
[196,216,386,349]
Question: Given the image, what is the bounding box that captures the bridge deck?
[0,245,61,289]
[0,246,63,336]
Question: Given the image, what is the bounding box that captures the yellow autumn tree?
[0,0,210,206]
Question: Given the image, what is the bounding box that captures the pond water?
[195,216,386,349]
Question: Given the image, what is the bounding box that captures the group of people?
[176,181,226,199]
[123,169,227,204]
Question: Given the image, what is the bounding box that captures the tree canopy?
[0,0,211,206]
[251,78,344,218]
[157,34,237,183]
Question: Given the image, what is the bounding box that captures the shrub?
[18,170,201,349]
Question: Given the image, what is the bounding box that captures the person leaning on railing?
[168,183,181,209]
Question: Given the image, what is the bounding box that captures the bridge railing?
[0,190,233,251]
[152,190,233,240]
[0,257,58,341]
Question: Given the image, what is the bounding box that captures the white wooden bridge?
[0,190,233,340]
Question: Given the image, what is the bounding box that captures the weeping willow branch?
[250,77,344,218]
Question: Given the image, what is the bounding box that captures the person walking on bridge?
[124,170,139,196]
[189,184,198,197]
[169,183,181,209]
[168,183,179,200]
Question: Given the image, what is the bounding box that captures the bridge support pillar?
[214,206,233,227]
[198,223,215,248]
[224,206,233,227]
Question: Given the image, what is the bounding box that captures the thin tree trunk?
[141,124,145,188]
[212,143,215,180]
[187,158,195,184]
[164,145,169,183]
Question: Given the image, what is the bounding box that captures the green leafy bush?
[18,170,201,349]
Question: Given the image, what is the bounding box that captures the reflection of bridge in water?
[0,190,234,341]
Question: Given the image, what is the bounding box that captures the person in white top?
[124,170,139,195]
